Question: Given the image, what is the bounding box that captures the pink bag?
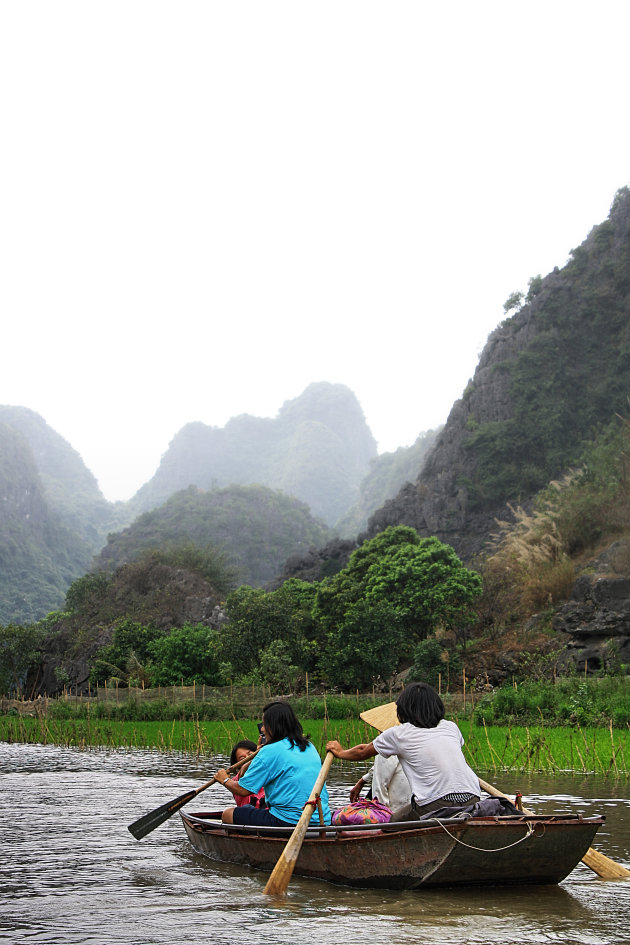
[331,798,392,825]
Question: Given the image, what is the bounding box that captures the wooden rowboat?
[181,809,604,890]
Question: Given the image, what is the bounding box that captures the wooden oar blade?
[128,747,261,841]
[128,789,197,840]
[581,846,630,880]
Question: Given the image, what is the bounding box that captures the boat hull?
[180,811,604,890]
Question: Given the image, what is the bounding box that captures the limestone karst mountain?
[0,385,378,622]
[127,382,377,526]
[5,188,630,637]
[366,186,630,561]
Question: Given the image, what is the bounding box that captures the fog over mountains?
[0,384,435,623]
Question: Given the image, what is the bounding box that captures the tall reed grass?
[2,714,628,776]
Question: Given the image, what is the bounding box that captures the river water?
[1,742,629,945]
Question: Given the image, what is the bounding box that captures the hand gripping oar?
[479,777,630,880]
[263,751,334,896]
[128,746,262,840]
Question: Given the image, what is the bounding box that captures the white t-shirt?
[373,720,480,807]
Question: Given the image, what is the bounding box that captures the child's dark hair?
[262,701,309,751]
[230,739,258,766]
[396,683,445,729]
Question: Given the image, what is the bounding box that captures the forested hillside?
[93,484,334,588]
[0,415,118,623]
[127,382,377,526]
[27,548,231,695]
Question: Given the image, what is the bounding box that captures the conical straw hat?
[359,701,399,733]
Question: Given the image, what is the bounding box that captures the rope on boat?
[433,818,535,853]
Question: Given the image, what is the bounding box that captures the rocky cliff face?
[366,188,630,563]
[553,540,630,674]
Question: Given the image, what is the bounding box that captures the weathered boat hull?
[181,811,604,890]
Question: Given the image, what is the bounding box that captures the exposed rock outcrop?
[553,541,630,673]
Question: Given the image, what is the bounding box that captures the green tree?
[147,623,223,686]
[408,635,462,689]
[315,527,481,644]
[362,535,482,638]
[221,586,286,677]
[222,580,318,678]
[503,290,524,313]
[0,622,48,697]
[318,599,404,690]
[89,620,163,686]
[526,274,543,301]
[311,527,482,686]
[258,639,301,693]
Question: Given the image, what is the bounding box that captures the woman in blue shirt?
[215,701,331,828]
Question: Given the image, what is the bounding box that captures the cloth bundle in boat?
[331,798,392,825]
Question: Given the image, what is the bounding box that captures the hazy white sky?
[2,1,629,502]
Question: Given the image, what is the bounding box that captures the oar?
[479,777,630,880]
[128,746,262,840]
[263,750,334,896]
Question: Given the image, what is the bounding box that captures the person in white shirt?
[349,753,410,814]
[327,682,480,818]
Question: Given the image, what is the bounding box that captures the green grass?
[0,715,375,757]
[2,714,629,776]
[458,717,630,776]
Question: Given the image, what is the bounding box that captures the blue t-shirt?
[237,738,331,825]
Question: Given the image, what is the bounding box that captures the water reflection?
[1,742,629,945]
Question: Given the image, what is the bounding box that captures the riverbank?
[5,675,628,728]
[2,714,629,776]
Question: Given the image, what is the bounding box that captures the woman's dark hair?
[396,683,445,729]
[230,739,258,766]
[262,701,309,751]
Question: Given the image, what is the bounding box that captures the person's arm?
[326,739,377,761]
[349,776,365,802]
[214,768,252,797]
[349,765,374,801]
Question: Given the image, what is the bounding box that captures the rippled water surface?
[1,743,629,945]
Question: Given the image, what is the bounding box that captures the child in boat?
[224,739,266,809]
[215,701,332,828]
[327,682,480,818]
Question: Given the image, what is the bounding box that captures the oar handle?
[263,751,334,896]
